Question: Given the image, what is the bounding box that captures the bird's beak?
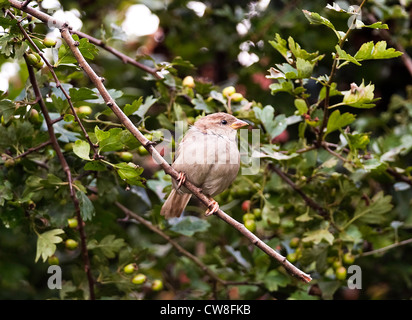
[230,119,249,130]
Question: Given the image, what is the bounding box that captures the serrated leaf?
[326,110,356,136]
[288,37,323,62]
[94,126,110,142]
[114,162,144,186]
[169,216,210,236]
[69,87,98,102]
[253,105,287,139]
[76,190,95,221]
[335,45,361,66]
[354,41,402,61]
[87,235,126,259]
[192,94,215,113]
[124,97,143,116]
[135,95,158,118]
[268,33,290,62]
[73,140,91,160]
[35,229,65,263]
[263,269,290,291]
[0,99,15,122]
[303,229,334,245]
[296,57,315,78]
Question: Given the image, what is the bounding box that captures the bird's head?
[194,113,248,137]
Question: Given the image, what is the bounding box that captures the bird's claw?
[205,200,219,216]
[176,172,186,189]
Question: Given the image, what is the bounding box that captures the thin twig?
[72,30,162,79]
[11,0,312,283]
[6,8,99,158]
[272,166,330,220]
[13,140,52,159]
[23,53,95,300]
[359,237,412,257]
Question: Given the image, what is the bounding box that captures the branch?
[10,0,311,283]
[23,52,96,300]
[13,140,52,159]
[72,30,162,79]
[272,166,329,220]
[359,237,412,257]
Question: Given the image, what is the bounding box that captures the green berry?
[123,263,136,274]
[117,151,134,162]
[230,92,243,103]
[77,106,92,116]
[244,219,256,232]
[151,279,163,291]
[48,255,59,265]
[43,37,57,47]
[67,218,78,229]
[65,239,78,250]
[335,266,347,280]
[286,252,297,263]
[132,273,147,285]
[138,145,149,156]
[289,237,300,249]
[222,86,236,97]
[242,213,255,222]
[343,252,355,265]
[253,208,262,219]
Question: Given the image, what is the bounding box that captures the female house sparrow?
[161,113,248,219]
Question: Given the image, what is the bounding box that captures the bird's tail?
[160,189,192,219]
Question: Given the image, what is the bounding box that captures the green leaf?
[124,97,143,116]
[263,269,290,291]
[294,99,308,115]
[73,140,91,161]
[192,94,215,113]
[98,128,132,152]
[253,105,287,140]
[0,99,15,122]
[84,161,106,171]
[268,33,290,62]
[335,45,361,66]
[302,10,335,29]
[288,37,323,62]
[325,110,356,136]
[169,216,210,236]
[94,126,110,142]
[114,162,144,186]
[76,190,95,221]
[269,80,306,97]
[0,180,13,206]
[296,57,315,78]
[56,43,77,66]
[348,191,393,226]
[318,82,342,101]
[74,35,99,60]
[35,229,65,263]
[87,235,126,259]
[354,41,403,61]
[135,95,158,118]
[69,87,98,102]
[303,229,334,245]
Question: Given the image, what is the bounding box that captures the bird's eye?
[221,120,227,125]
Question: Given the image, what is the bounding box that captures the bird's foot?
[176,171,186,189]
[205,200,219,216]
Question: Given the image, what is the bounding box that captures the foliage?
[1,0,412,300]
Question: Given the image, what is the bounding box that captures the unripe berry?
[182,76,195,88]
[151,279,163,291]
[67,218,78,229]
[65,239,78,250]
[132,273,147,284]
[335,266,347,280]
[222,86,236,97]
[244,219,256,232]
[230,92,243,103]
[43,37,57,47]
[124,263,137,274]
[48,255,59,265]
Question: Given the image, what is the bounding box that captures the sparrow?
[160,113,248,219]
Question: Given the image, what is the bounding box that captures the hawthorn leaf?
[73,140,91,161]
[35,229,65,263]
[325,110,356,136]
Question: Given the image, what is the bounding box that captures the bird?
[160,112,248,219]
